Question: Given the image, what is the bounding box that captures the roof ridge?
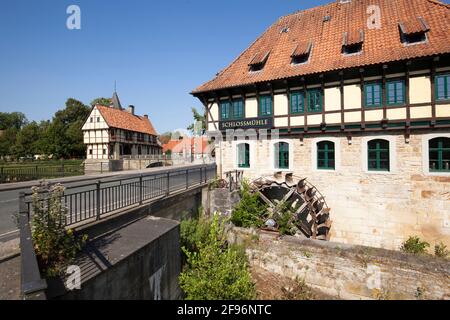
[426,0,450,8]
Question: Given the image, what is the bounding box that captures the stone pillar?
[114,143,120,160]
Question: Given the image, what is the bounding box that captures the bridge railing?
[22,164,217,227]
[120,154,171,160]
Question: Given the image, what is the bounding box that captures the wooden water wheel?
[249,173,332,240]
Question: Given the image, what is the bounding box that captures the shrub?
[31,182,88,277]
[400,236,430,255]
[231,180,267,228]
[434,242,449,258]
[180,217,211,257]
[280,277,316,300]
[179,215,257,300]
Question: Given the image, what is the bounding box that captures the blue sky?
[1,0,447,134]
[0,0,332,133]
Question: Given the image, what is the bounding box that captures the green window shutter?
[220,101,231,120]
[307,89,322,113]
[364,83,382,108]
[238,143,250,168]
[260,95,272,116]
[368,139,390,171]
[436,74,450,101]
[275,142,289,169]
[429,137,450,172]
[386,80,405,106]
[317,141,335,170]
[232,99,244,119]
[290,91,304,114]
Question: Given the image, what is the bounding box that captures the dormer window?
[342,29,364,55]
[291,41,313,65]
[248,51,270,72]
[399,17,429,45]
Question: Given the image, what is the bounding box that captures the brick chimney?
[127,105,135,115]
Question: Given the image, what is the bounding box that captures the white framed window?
[422,133,450,177]
[269,139,294,171]
[311,137,341,172]
[361,136,397,174]
[232,140,255,170]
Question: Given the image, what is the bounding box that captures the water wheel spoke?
[258,192,276,209]
[250,174,331,241]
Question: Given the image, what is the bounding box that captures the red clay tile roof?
[291,41,312,57]
[96,105,158,136]
[399,17,430,35]
[345,29,364,46]
[192,0,450,94]
[163,137,209,154]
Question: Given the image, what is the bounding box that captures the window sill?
[316,168,336,172]
[307,110,322,114]
[272,167,292,172]
[364,169,394,175]
[364,106,383,109]
[387,103,406,107]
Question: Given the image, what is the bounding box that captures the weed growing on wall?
[179,215,256,300]
[400,236,430,255]
[231,180,267,228]
[31,182,88,277]
[434,242,449,259]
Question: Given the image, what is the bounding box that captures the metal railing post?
[200,166,202,184]
[139,175,143,205]
[186,169,189,190]
[166,172,170,196]
[96,180,101,220]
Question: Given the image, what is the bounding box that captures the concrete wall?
[47,186,206,300]
[54,218,181,300]
[229,227,450,300]
[217,130,450,250]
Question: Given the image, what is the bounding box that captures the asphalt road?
[0,165,211,241]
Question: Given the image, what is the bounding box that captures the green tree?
[46,99,90,158]
[0,112,27,130]
[0,127,18,157]
[13,121,42,157]
[187,107,206,135]
[90,97,111,107]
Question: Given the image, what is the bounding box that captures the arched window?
[237,143,250,168]
[317,141,335,170]
[275,142,289,169]
[429,137,450,172]
[368,139,390,171]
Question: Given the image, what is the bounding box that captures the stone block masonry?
[218,130,450,250]
[229,227,450,300]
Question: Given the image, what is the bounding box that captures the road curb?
[0,174,117,192]
[0,251,20,264]
[0,238,20,263]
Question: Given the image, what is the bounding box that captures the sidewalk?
[0,163,211,192]
[0,255,20,300]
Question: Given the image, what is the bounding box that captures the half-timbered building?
[192,0,450,249]
[82,92,162,172]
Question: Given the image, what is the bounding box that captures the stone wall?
[204,188,240,216]
[218,130,450,250]
[229,227,450,300]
